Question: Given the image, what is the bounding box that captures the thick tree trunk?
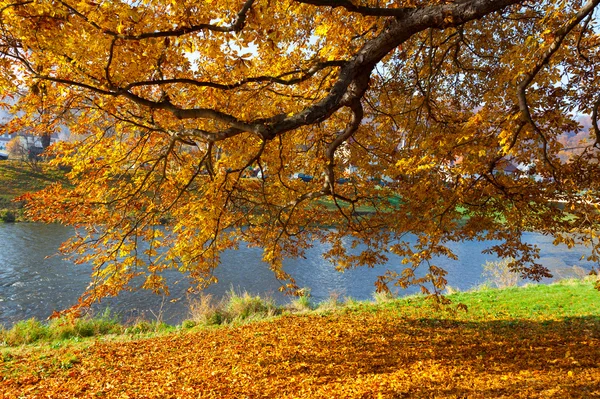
[41,133,51,149]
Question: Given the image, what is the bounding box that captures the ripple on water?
[0,223,597,328]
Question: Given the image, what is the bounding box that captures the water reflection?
[0,223,594,327]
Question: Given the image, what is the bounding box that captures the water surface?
[0,223,594,327]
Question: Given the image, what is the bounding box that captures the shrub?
[181,320,197,329]
[188,293,224,325]
[0,210,16,223]
[482,258,519,289]
[554,265,590,281]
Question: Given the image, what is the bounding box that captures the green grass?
[1,311,122,346]
[315,193,404,214]
[0,160,65,197]
[345,277,600,324]
[446,279,600,320]
[2,278,598,349]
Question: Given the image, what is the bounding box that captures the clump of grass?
[372,290,397,304]
[0,311,123,347]
[317,291,344,311]
[181,319,197,329]
[343,297,363,311]
[49,310,122,340]
[226,289,278,321]
[1,318,49,346]
[58,353,81,370]
[187,293,224,326]
[185,289,280,327]
[289,288,313,312]
[125,319,172,335]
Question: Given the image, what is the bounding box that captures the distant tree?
[7,135,43,170]
[6,136,26,160]
[0,0,599,313]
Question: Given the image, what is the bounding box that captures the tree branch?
[295,0,411,17]
[59,0,256,39]
[29,0,526,150]
[517,0,600,166]
[123,61,346,91]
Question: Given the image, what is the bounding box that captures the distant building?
[495,159,519,175]
[0,100,66,152]
[0,132,12,151]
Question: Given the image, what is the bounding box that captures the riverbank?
[0,160,66,222]
[2,278,599,398]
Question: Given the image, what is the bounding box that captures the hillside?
[0,160,66,222]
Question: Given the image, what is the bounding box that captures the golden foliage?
[2,310,600,398]
[0,0,600,309]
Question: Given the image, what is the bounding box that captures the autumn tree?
[6,136,25,159]
[1,0,599,311]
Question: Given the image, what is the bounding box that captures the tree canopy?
[1,0,600,311]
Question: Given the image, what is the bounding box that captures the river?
[0,223,595,327]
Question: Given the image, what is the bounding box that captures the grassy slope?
[0,160,66,221]
[2,280,600,398]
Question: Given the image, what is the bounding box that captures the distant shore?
[0,160,66,223]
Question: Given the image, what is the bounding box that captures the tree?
[6,134,44,169]
[6,136,25,159]
[1,0,599,312]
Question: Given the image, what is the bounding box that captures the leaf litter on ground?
[2,281,600,398]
